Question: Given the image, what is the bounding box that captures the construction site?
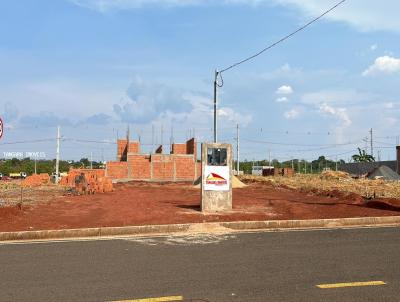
[1,134,400,233]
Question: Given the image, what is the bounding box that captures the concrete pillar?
[201,143,232,212]
[396,146,400,174]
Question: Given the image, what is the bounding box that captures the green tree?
[352,148,375,162]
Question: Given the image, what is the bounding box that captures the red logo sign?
[0,118,3,139]
[205,173,228,186]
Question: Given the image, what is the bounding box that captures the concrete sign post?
[201,143,232,212]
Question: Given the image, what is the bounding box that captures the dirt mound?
[368,165,400,181]
[232,175,247,188]
[193,175,247,188]
[320,170,351,180]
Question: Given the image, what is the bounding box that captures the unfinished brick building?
[106,138,201,182]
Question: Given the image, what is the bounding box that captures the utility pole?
[55,126,60,184]
[268,150,271,166]
[34,158,37,174]
[170,124,174,146]
[291,158,294,170]
[151,124,154,153]
[90,151,93,169]
[213,70,218,143]
[335,156,338,171]
[161,124,164,148]
[236,124,240,174]
[370,128,373,157]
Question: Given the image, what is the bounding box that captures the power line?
[0,138,54,145]
[219,0,347,73]
[242,137,361,148]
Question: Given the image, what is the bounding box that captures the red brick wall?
[129,142,140,153]
[108,137,199,181]
[117,140,140,160]
[171,143,186,155]
[186,138,196,159]
[106,162,128,179]
[174,157,195,180]
[128,154,151,179]
[151,155,174,180]
[117,140,128,161]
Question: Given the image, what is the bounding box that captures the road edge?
[1,216,400,242]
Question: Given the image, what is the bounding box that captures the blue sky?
[1,0,400,162]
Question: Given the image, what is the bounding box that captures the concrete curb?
[1,216,400,242]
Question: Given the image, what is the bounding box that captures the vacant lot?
[0,178,399,232]
[240,172,400,199]
[0,180,66,207]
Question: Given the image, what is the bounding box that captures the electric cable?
[219,0,347,73]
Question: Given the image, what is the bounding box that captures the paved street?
[0,227,399,302]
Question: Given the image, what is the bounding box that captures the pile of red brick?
[59,169,113,194]
[22,173,51,187]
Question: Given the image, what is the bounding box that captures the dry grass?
[239,171,400,199]
[0,180,66,206]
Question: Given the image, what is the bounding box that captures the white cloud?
[69,0,202,11]
[283,108,299,119]
[69,0,400,33]
[271,0,400,32]
[276,96,289,103]
[114,77,252,126]
[318,103,351,127]
[69,0,264,11]
[362,56,400,76]
[113,77,192,123]
[301,89,373,106]
[276,85,293,95]
[385,117,397,126]
[370,44,378,51]
[218,107,252,125]
[384,102,394,109]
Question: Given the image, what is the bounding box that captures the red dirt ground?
[0,181,399,232]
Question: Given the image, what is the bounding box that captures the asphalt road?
[0,227,399,302]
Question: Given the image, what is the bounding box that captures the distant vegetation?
[351,148,375,163]
[1,155,349,176]
[238,156,346,175]
[0,158,104,176]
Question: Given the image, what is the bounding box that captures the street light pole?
[213,70,218,143]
